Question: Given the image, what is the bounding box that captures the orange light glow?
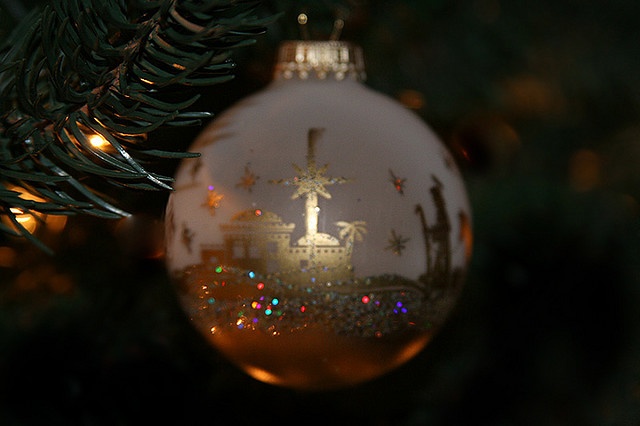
[0,247,17,268]
[9,207,38,233]
[397,89,425,110]
[569,149,601,191]
[243,365,281,386]
[45,215,67,234]
[3,186,67,236]
[459,211,473,262]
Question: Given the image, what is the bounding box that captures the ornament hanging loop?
[330,17,345,41]
[297,13,311,40]
[295,5,349,41]
[330,3,350,40]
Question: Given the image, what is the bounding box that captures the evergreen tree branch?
[0,0,272,248]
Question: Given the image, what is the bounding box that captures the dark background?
[1,0,639,424]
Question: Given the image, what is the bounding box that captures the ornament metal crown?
[274,40,366,81]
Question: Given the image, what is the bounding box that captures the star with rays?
[284,160,347,201]
[271,129,349,202]
[385,229,410,256]
[270,128,349,239]
[236,164,260,192]
[202,185,224,215]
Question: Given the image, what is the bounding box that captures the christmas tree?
[1,0,639,424]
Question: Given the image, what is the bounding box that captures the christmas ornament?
[165,40,473,390]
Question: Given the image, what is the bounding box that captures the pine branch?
[0,0,272,248]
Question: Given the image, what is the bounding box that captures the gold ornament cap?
[274,40,366,82]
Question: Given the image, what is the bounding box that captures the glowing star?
[203,186,224,215]
[385,229,410,256]
[270,128,349,240]
[236,164,260,192]
[388,169,407,195]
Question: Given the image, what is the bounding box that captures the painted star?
[385,229,410,256]
[270,128,348,201]
[389,169,407,195]
[203,186,224,215]
[286,161,343,200]
[236,165,260,192]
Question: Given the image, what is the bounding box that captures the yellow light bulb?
[3,186,66,236]
[88,133,108,148]
[9,207,38,233]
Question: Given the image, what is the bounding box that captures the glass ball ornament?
[165,41,473,390]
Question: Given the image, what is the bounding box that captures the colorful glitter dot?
[252,318,259,323]
[208,185,214,191]
[271,298,279,306]
[265,308,272,316]
[248,271,256,279]
[401,307,408,314]
[251,301,261,309]
[254,209,262,216]
[396,301,403,308]
[208,297,215,304]
[256,282,265,290]
[300,305,306,313]
[361,295,370,304]
[215,266,223,273]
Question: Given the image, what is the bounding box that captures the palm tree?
[336,220,367,257]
